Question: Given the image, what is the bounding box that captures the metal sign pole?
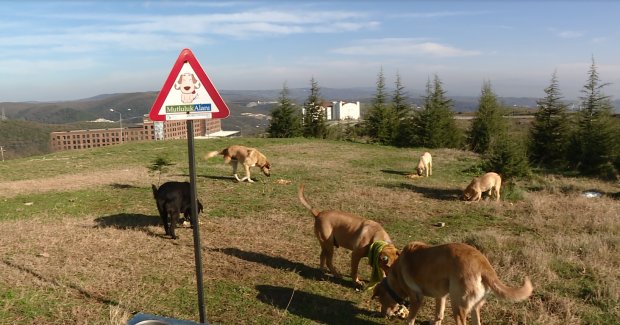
[186,120,206,323]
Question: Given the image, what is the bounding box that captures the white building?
[302,101,361,121]
[319,101,361,120]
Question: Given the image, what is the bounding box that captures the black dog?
[152,181,204,239]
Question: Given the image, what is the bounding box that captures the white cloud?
[0,58,100,75]
[10,10,379,49]
[156,1,243,8]
[0,32,211,53]
[557,30,584,38]
[109,11,377,37]
[32,10,374,33]
[394,10,493,18]
[592,37,607,43]
[332,38,481,57]
[558,62,620,74]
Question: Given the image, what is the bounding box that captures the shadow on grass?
[1,259,119,307]
[213,247,358,289]
[94,213,160,229]
[380,169,410,176]
[199,175,240,181]
[109,183,140,189]
[94,213,172,238]
[525,182,620,199]
[381,183,461,201]
[255,284,378,325]
[607,192,620,200]
[177,173,240,182]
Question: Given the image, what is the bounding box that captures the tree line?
[267,57,619,179]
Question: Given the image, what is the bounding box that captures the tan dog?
[372,241,533,325]
[416,152,432,177]
[460,172,501,202]
[203,145,271,183]
[298,184,399,287]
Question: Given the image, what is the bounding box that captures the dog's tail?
[151,184,159,199]
[298,183,320,217]
[203,150,222,161]
[484,272,533,301]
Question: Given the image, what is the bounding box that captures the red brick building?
[50,115,222,153]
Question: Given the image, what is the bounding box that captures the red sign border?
[149,48,230,121]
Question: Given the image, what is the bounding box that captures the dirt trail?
[0,167,156,198]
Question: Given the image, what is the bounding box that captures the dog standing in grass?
[416,152,432,177]
[372,241,532,324]
[203,145,271,183]
[298,183,399,287]
[460,172,502,202]
[152,181,203,240]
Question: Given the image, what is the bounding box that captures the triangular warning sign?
[150,48,230,121]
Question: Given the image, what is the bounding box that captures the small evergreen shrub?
[483,136,531,181]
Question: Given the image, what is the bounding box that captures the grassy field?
[0,137,618,324]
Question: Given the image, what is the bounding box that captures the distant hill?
[0,88,618,160]
[220,87,408,104]
[1,88,617,131]
[0,120,121,160]
[1,92,159,124]
[14,106,98,124]
[76,93,126,101]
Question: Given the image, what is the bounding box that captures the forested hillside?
[14,106,97,124]
[0,120,124,160]
[0,89,616,161]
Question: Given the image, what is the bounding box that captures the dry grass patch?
[0,167,159,198]
[1,138,619,324]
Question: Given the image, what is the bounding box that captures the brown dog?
[460,172,502,202]
[416,152,432,177]
[298,183,399,287]
[372,241,532,325]
[203,145,271,182]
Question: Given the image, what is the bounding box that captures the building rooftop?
[50,126,144,133]
[196,130,240,138]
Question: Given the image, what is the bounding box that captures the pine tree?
[302,77,328,139]
[567,57,618,176]
[363,67,397,144]
[267,82,301,138]
[392,71,411,147]
[408,74,461,148]
[429,74,461,148]
[467,80,508,154]
[393,71,409,120]
[483,135,530,181]
[410,78,437,148]
[528,70,569,167]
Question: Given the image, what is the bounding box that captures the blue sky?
[1,1,619,102]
